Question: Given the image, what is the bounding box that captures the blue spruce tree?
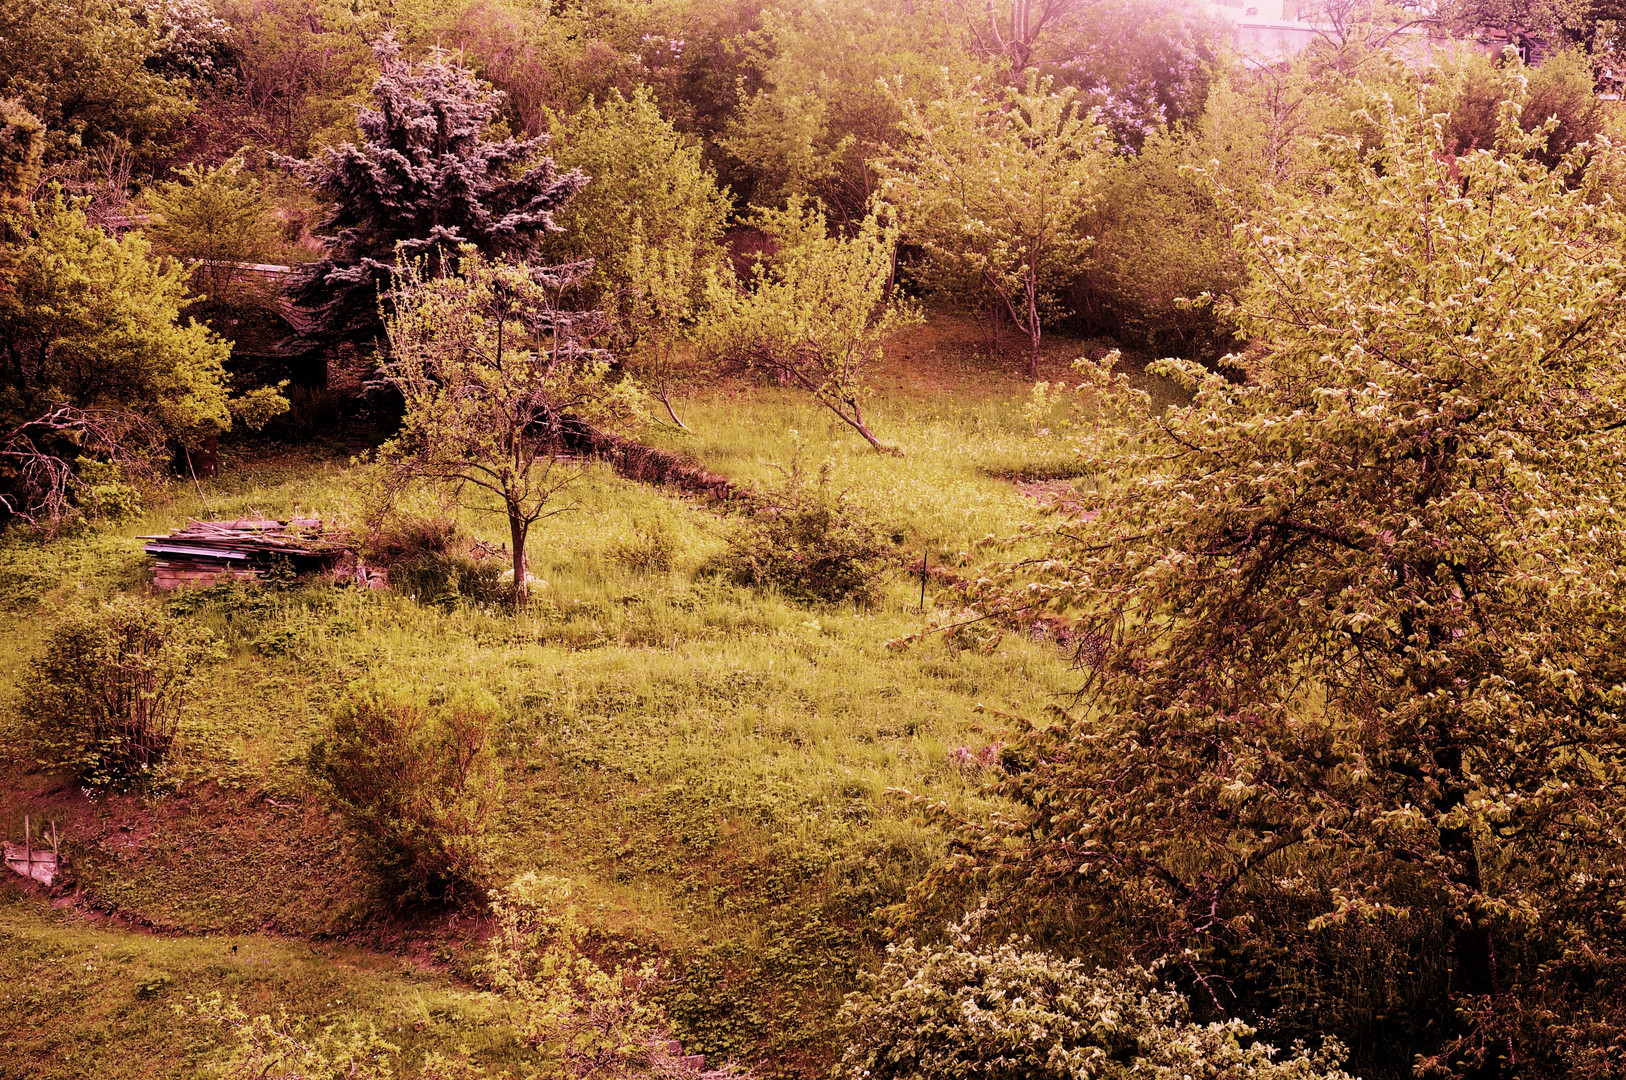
[279,37,584,377]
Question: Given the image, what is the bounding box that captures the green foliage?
[1077,129,1238,358]
[184,993,410,1080]
[545,86,731,427]
[0,0,193,163]
[707,456,892,606]
[0,99,44,213]
[0,191,285,523]
[838,915,1354,1080]
[1046,0,1226,148]
[390,553,508,609]
[185,992,506,1078]
[308,687,503,908]
[482,873,744,1080]
[73,456,144,523]
[357,506,509,607]
[943,89,1626,1077]
[0,194,240,436]
[21,597,217,787]
[357,506,470,566]
[884,73,1106,378]
[1187,51,1407,212]
[426,0,647,136]
[721,0,968,218]
[213,0,377,156]
[379,250,644,600]
[0,383,1092,1074]
[607,519,679,574]
[700,202,917,453]
[547,85,731,314]
[1436,0,1596,54]
[0,898,541,1080]
[142,154,281,305]
[0,191,288,499]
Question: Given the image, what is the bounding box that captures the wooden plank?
[3,841,58,887]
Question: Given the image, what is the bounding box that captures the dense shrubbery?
[706,461,892,605]
[308,689,503,907]
[21,598,217,787]
[359,511,507,606]
[0,192,286,526]
[1076,130,1238,359]
[838,914,1354,1080]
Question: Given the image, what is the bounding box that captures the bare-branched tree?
[0,405,159,529]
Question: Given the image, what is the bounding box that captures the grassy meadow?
[0,322,1170,1078]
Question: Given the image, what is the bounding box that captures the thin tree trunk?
[658,388,689,430]
[508,513,530,604]
[1026,271,1042,381]
[827,399,900,456]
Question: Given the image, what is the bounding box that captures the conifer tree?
[279,37,585,370]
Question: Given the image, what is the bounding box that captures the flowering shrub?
[838,912,1353,1080]
[482,874,746,1080]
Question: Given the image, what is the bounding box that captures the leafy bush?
[482,873,744,1080]
[608,520,678,574]
[699,201,917,452]
[73,456,144,523]
[1074,130,1239,360]
[705,461,892,605]
[838,914,1354,1080]
[308,689,503,908]
[359,511,506,606]
[21,597,217,786]
[184,993,492,1079]
[358,509,467,565]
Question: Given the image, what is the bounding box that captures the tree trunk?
[828,399,900,456]
[1026,272,1042,381]
[508,513,530,604]
[1434,741,1509,1079]
[658,388,690,430]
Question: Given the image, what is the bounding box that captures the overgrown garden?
[3,1,1626,1078]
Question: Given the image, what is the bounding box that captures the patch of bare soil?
[878,308,1118,397]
